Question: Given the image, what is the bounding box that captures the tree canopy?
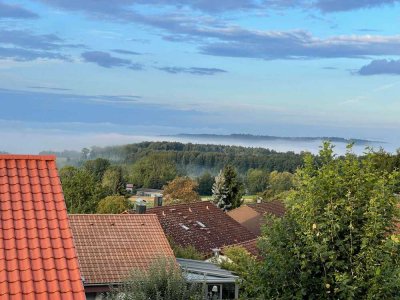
[259,143,400,299]
[163,176,201,205]
[107,259,203,300]
[97,195,130,214]
[129,154,178,189]
[212,165,244,211]
[59,166,106,213]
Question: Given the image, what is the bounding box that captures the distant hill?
[166,134,378,145]
[42,141,306,175]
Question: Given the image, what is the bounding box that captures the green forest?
[43,141,306,175]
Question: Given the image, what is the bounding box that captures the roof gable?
[247,201,286,217]
[227,201,285,235]
[69,214,175,285]
[146,201,257,255]
[0,154,85,299]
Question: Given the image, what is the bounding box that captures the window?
[196,221,206,228]
[179,223,189,230]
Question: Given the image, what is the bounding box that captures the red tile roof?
[0,154,85,299]
[69,214,175,285]
[222,238,260,259]
[227,201,286,235]
[143,201,257,256]
[247,201,286,217]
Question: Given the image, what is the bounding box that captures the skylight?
[196,221,206,228]
[179,223,189,230]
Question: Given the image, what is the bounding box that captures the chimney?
[135,198,147,214]
[153,194,163,207]
[211,248,221,258]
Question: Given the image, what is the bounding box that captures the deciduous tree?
[60,166,105,213]
[164,176,201,205]
[259,143,400,299]
[107,259,203,300]
[97,195,130,214]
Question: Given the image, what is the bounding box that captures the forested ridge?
[44,141,306,175]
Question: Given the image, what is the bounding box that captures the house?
[69,214,175,299]
[178,258,239,300]
[0,155,85,299]
[135,201,257,257]
[136,188,163,197]
[222,238,261,259]
[125,183,134,193]
[227,200,285,235]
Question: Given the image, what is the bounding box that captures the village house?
[227,200,285,235]
[69,214,175,299]
[133,201,257,257]
[0,155,86,299]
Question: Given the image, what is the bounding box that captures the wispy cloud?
[28,86,72,91]
[34,0,400,14]
[358,59,400,75]
[264,0,399,12]
[157,66,227,75]
[111,49,141,55]
[81,51,144,70]
[0,1,39,19]
[0,29,83,61]
[29,1,400,61]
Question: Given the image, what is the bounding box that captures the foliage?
[83,158,111,181]
[212,170,229,210]
[163,176,201,205]
[220,246,262,299]
[81,147,90,160]
[102,166,126,195]
[168,238,204,260]
[59,166,106,213]
[261,170,294,200]
[197,172,214,196]
[259,143,400,299]
[97,195,130,214]
[129,154,178,189]
[212,165,244,211]
[65,141,305,175]
[107,258,203,300]
[245,168,269,194]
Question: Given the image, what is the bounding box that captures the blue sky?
[1,0,400,152]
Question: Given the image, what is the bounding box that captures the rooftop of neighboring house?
[136,188,163,193]
[222,238,261,259]
[140,201,257,256]
[227,200,285,235]
[247,201,286,217]
[69,214,175,287]
[0,154,85,299]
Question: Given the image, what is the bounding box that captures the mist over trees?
[49,141,305,175]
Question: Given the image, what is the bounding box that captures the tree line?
[46,141,305,175]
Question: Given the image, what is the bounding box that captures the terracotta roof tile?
[247,201,286,217]
[141,201,257,256]
[0,154,85,299]
[69,214,175,285]
[227,201,286,235]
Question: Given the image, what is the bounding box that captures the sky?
[1,0,400,153]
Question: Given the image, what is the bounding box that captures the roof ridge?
[69,213,158,216]
[0,154,56,161]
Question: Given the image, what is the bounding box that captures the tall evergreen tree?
[212,165,244,211]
